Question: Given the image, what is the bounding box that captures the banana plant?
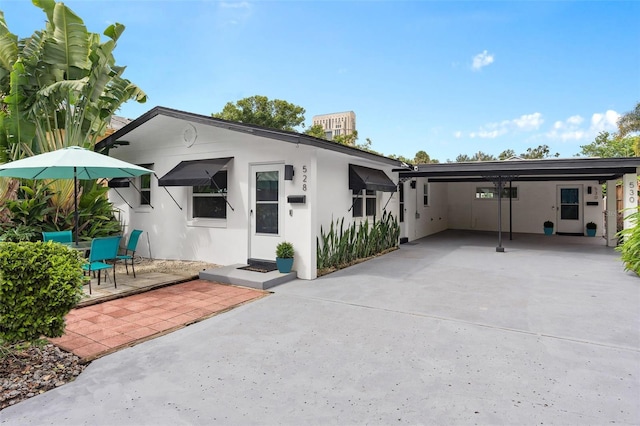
[0,1,146,160]
[0,1,146,239]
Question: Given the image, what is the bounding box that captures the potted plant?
[586,222,597,237]
[543,220,554,236]
[276,241,294,273]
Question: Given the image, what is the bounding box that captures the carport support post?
[496,176,504,252]
[606,179,617,247]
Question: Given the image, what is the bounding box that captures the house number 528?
[302,165,308,191]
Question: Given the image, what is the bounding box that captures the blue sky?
[2,0,639,161]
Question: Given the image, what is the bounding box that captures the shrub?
[544,220,554,228]
[616,208,640,275]
[0,242,85,344]
[0,224,40,242]
[586,222,597,230]
[317,211,400,271]
[276,241,294,258]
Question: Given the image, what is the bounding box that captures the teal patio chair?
[117,230,143,278]
[82,236,122,294]
[42,230,72,243]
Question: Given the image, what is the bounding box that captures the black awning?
[108,177,130,188]
[158,157,232,187]
[349,164,397,192]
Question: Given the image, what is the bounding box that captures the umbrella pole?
[74,167,79,245]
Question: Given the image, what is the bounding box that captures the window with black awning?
[158,158,232,187]
[349,164,397,193]
[107,177,130,188]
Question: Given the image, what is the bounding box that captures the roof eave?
[96,106,402,167]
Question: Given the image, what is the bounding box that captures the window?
[423,183,429,206]
[475,186,518,199]
[352,190,377,218]
[192,171,227,219]
[255,171,278,233]
[139,164,153,206]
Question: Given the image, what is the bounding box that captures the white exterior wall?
[446,180,604,234]
[109,120,319,279]
[315,149,400,265]
[108,116,398,280]
[401,178,449,241]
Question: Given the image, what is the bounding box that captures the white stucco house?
[99,106,640,283]
[97,107,401,281]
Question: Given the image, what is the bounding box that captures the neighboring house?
[311,111,356,140]
[97,107,401,280]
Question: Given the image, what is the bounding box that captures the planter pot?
[276,257,294,273]
[586,229,596,237]
[543,227,553,236]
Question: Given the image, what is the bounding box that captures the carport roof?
[395,157,640,183]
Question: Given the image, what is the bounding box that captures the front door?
[250,164,285,261]
[556,185,583,234]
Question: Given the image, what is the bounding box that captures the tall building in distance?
[312,111,356,140]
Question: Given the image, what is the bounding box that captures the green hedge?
[0,242,84,343]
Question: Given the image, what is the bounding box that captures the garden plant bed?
[317,246,398,277]
[0,342,85,410]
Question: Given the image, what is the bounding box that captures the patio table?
[62,240,93,256]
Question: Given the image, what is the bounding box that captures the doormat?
[238,263,277,273]
[556,232,585,236]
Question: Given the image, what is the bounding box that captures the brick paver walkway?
[50,280,267,361]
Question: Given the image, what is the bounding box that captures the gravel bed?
[1,343,85,410]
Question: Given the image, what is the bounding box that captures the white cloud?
[466,112,543,139]
[217,1,252,26]
[219,1,251,9]
[513,112,543,131]
[546,110,619,142]
[566,115,584,126]
[471,50,494,71]
[453,131,462,138]
[591,110,620,133]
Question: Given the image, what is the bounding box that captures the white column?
[622,173,638,230]
[606,180,617,246]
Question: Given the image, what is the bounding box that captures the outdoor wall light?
[285,165,294,180]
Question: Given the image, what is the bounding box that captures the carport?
[396,157,640,251]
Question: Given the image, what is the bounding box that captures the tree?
[498,149,516,160]
[454,151,496,162]
[520,144,559,159]
[0,1,145,238]
[212,95,305,131]
[578,131,637,158]
[333,130,359,146]
[304,124,326,139]
[0,2,146,161]
[618,102,640,137]
[414,150,431,164]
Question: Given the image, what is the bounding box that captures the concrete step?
[199,264,297,290]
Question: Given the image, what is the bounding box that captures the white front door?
[250,164,285,261]
[556,185,583,234]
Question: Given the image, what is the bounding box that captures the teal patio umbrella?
[0,146,152,244]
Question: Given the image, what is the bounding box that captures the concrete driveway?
[2,231,639,425]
